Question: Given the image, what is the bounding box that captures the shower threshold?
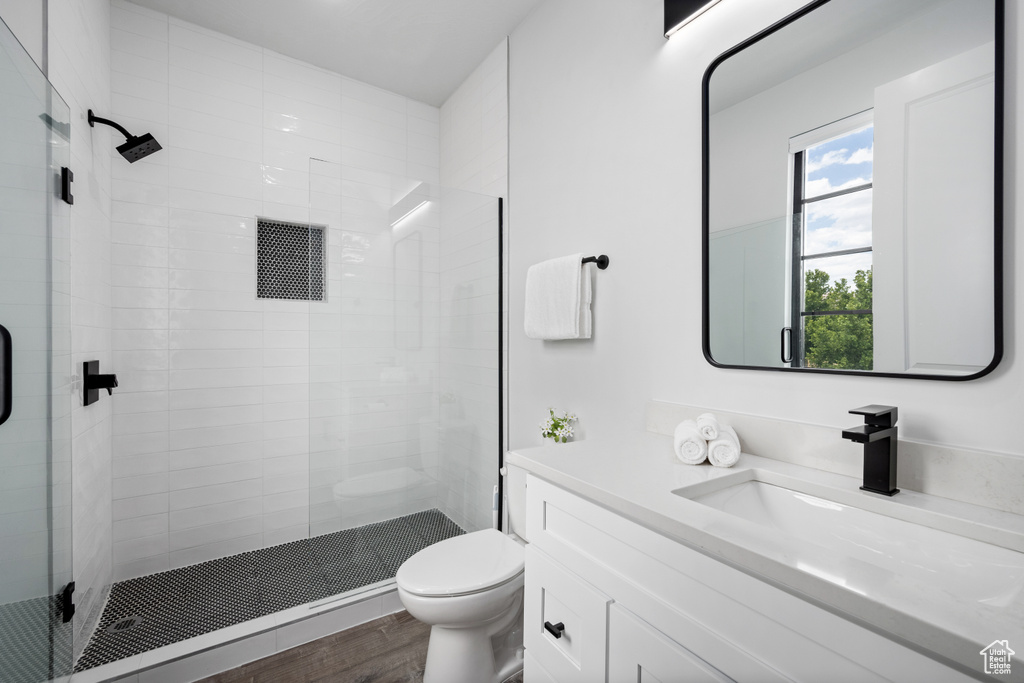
[74,509,463,673]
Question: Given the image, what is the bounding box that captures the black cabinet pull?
[544,621,565,639]
[0,324,11,426]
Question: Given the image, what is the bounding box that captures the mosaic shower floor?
[0,595,73,683]
[75,509,463,672]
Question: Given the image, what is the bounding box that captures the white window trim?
[789,109,874,154]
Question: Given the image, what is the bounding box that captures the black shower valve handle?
[83,360,118,406]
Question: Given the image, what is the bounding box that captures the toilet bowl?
[396,528,525,683]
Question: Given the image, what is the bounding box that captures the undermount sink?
[673,469,1024,606]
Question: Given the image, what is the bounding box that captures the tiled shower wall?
[107,0,440,581]
[438,40,509,532]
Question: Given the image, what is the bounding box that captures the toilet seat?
[396,529,524,598]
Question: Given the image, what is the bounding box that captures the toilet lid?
[396,528,524,597]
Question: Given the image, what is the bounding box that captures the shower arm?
[87,109,133,140]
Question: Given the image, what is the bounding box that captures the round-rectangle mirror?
[702,0,1003,379]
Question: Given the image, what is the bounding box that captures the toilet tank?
[503,464,529,543]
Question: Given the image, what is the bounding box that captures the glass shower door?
[0,16,74,683]
[307,161,445,539]
[307,159,501,600]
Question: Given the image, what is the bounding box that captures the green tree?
[802,267,872,370]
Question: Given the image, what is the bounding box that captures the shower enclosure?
[0,14,502,672]
[0,16,74,683]
[71,160,501,673]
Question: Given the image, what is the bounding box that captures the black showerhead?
[88,109,162,163]
[116,133,162,163]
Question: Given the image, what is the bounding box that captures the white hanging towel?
[524,254,593,340]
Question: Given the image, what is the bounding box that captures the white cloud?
[806,149,848,173]
[847,145,873,165]
[803,188,872,255]
[805,144,873,173]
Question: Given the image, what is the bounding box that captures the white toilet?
[396,466,528,683]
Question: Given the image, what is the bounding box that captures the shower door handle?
[780,327,793,364]
[0,323,11,426]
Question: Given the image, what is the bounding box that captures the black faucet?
[841,405,899,496]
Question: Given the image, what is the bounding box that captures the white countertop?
[508,431,1024,680]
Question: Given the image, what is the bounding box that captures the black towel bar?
[582,255,610,270]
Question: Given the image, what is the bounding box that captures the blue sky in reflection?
[803,124,873,285]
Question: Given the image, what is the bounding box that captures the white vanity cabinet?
[607,604,733,683]
[522,474,973,683]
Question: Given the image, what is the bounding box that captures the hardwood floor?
[195,611,524,683]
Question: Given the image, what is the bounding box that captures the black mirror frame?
[700,0,1004,381]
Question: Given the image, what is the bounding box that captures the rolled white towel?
[708,425,740,468]
[674,420,708,465]
[696,412,720,441]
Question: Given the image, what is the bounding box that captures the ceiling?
[709,0,945,113]
[127,0,543,107]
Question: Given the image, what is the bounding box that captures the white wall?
[107,0,440,580]
[438,39,508,532]
[507,0,1024,458]
[441,40,509,198]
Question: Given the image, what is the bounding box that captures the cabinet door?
[524,651,558,683]
[609,604,734,683]
[525,545,611,683]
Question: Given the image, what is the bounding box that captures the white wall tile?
[113,493,168,520]
[264,51,342,95]
[105,4,448,580]
[167,21,261,68]
[169,479,262,511]
[110,4,165,40]
[169,498,262,530]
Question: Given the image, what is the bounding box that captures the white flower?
[541,408,578,442]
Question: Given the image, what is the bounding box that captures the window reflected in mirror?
[794,118,874,371]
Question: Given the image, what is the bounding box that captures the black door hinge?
[61,167,73,205]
